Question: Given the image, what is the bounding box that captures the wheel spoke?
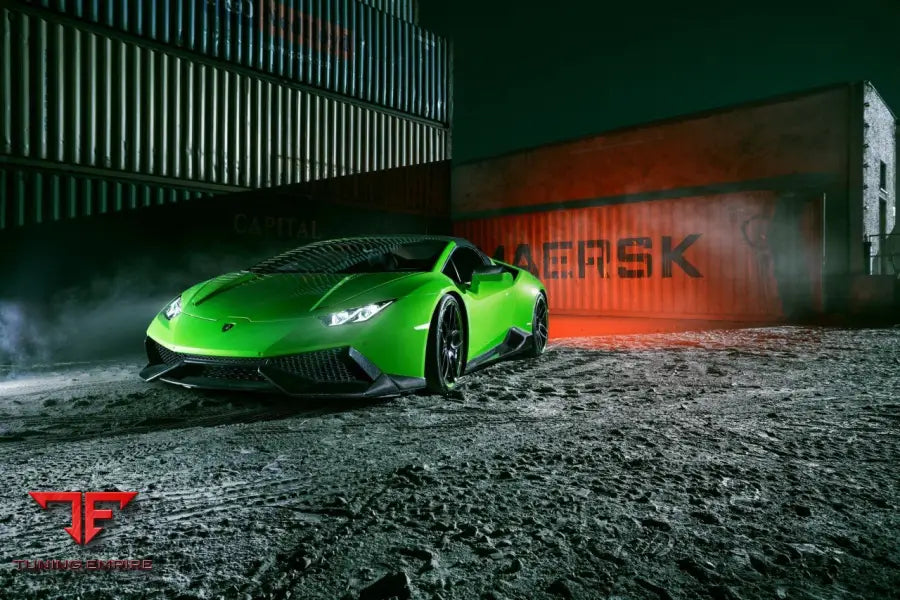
[434,300,464,388]
[532,298,548,350]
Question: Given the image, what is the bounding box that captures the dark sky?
[419,0,900,163]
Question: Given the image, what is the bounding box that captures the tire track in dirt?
[1,327,898,599]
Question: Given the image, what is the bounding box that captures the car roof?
[316,234,475,248]
[250,234,479,274]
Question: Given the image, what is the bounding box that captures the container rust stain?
[455,192,823,322]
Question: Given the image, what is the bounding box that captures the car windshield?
[249,237,449,274]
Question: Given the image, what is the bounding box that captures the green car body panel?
[141,236,547,397]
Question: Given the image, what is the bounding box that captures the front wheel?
[525,293,548,357]
[425,295,466,395]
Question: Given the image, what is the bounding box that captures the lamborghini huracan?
[140,235,548,397]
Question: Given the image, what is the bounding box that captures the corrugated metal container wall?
[452,87,849,218]
[0,160,450,306]
[0,166,214,229]
[455,193,824,321]
[0,5,449,228]
[359,0,417,22]
[17,0,448,124]
[297,158,449,216]
[0,159,449,230]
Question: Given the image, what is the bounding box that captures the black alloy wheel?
[426,295,465,394]
[526,293,549,357]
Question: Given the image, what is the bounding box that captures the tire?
[425,295,466,395]
[526,293,549,358]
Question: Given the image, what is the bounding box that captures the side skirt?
[464,327,531,374]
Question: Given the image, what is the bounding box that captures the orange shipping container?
[455,191,823,322]
[452,83,900,326]
[452,87,849,217]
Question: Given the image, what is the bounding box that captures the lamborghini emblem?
[222,323,234,332]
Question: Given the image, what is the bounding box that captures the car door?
[443,246,515,360]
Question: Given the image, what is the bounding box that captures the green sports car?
[140,235,548,397]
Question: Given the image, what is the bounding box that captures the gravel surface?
[0,326,897,600]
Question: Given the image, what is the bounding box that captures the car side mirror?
[473,264,505,276]
[469,263,506,286]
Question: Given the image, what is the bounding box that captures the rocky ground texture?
[0,326,897,599]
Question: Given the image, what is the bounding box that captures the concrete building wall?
[862,83,898,274]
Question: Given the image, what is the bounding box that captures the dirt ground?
[0,326,897,600]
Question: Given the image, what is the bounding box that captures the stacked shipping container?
[453,83,897,329]
[0,160,450,299]
[18,0,449,122]
[358,0,417,22]
[0,0,451,229]
[459,193,823,322]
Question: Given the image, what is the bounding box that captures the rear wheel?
[425,295,466,395]
[526,294,549,357]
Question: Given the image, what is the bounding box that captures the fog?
[0,250,266,374]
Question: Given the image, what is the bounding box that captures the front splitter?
[141,357,426,399]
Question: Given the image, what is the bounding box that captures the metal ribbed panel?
[19,0,446,124]
[0,166,214,228]
[0,13,10,157]
[1,158,449,229]
[358,0,416,23]
[0,4,449,225]
[455,193,824,321]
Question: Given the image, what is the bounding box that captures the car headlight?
[163,296,182,320]
[323,300,393,326]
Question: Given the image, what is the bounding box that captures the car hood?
[183,271,419,322]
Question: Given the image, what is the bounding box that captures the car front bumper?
[139,337,425,398]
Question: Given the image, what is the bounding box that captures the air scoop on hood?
[184,271,416,322]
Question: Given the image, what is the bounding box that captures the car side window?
[441,258,461,282]
[444,247,489,285]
